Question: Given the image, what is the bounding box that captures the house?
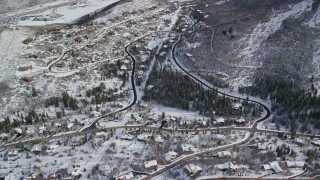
[154,135,165,143]
[120,65,128,71]
[26,128,35,136]
[218,151,232,158]
[54,123,61,128]
[38,125,46,134]
[31,145,42,154]
[8,149,19,157]
[48,172,57,179]
[137,133,152,142]
[294,138,306,146]
[71,169,81,177]
[95,132,111,139]
[311,139,320,147]
[69,136,84,147]
[181,144,195,153]
[262,164,272,171]
[214,117,225,124]
[49,144,59,150]
[262,161,282,174]
[120,134,134,141]
[235,118,246,124]
[285,161,305,168]
[164,151,178,162]
[257,142,270,150]
[26,172,37,179]
[184,164,202,177]
[4,173,16,180]
[232,103,242,109]
[67,123,74,129]
[14,128,23,135]
[144,160,157,171]
[217,162,238,171]
[115,171,134,180]
[90,111,101,117]
[212,134,226,141]
[0,133,9,141]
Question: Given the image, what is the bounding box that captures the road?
[0,8,316,180]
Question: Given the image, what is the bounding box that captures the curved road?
[172,34,271,129]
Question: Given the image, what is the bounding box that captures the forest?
[143,62,257,119]
[239,75,320,133]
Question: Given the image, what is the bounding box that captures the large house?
[144,160,157,171]
[184,164,202,177]
[262,161,283,174]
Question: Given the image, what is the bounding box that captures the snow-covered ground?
[15,0,119,26]
[238,0,313,64]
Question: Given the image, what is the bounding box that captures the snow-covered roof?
[14,128,22,134]
[269,161,283,173]
[0,133,9,138]
[235,118,246,123]
[137,133,152,141]
[67,123,74,129]
[120,134,134,141]
[295,138,305,144]
[120,65,127,71]
[217,162,238,170]
[181,144,195,152]
[311,139,320,146]
[115,171,134,180]
[218,151,231,158]
[215,117,225,123]
[49,144,59,150]
[71,169,81,176]
[165,151,178,162]
[184,164,202,175]
[26,128,35,135]
[96,132,110,138]
[233,103,242,109]
[212,134,225,140]
[155,135,165,143]
[285,161,305,168]
[145,160,157,169]
[31,145,42,152]
[39,125,46,131]
[262,164,272,170]
[257,142,268,150]
[5,173,17,180]
[8,149,19,157]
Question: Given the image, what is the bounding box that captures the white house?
[14,128,23,135]
[8,149,19,157]
[26,128,35,136]
[214,117,225,124]
[212,134,226,141]
[31,145,42,154]
[165,151,178,162]
[263,161,282,173]
[38,125,46,134]
[217,162,238,171]
[155,135,165,143]
[144,160,157,170]
[49,144,60,150]
[285,161,305,168]
[218,151,231,158]
[184,164,202,176]
[120,134,134,141]
[115,171,134,180]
